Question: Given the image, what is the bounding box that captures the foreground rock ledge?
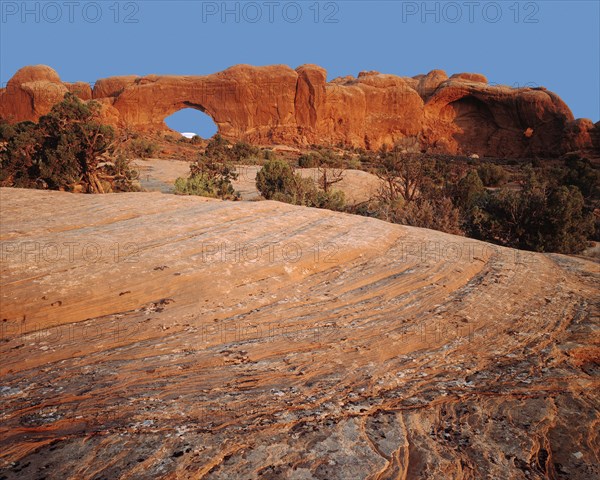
[1,64,598,157]
[0,188,599,479]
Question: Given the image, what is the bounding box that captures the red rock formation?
[0,64,596,157]
[1,65,67,123]
[92,75,140,99]
[65,82,92,100]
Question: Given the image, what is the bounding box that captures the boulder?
[6,65,62,87]
[93,76,140,99]
[450,73,488,84]
[417,69,449,100]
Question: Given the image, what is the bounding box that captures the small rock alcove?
[164,107,218,139]
[443,96,499,151]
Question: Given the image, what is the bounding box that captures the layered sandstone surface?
[1,64,598,157]
[1,188,599,479]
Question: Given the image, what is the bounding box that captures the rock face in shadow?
[1,187,599,479]
[1,64,596,157]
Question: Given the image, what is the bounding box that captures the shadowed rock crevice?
[442,96,499,154]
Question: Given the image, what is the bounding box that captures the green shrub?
[394,197,463,236]
[342,150,596,253]
[201,134,228,158]
[315,189,346,211]
[561,155,600,200]
[0,93,138,192]
[256,159,297,200]
[0,121,44,188]
[543,186,594,253]
[0,119,16,141]
[175,137,241,200]
[470,183,594,254]
[477,163,510,187]
[174,174,238,199]
[128,137,158,158]
[101,155,141,192]
[344,156,362,170]
[454,170,486,211]
[256,158,345,211]
[298,153,319,168]
[232,141,259,160]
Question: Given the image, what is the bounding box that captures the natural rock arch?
[0,64,595,158]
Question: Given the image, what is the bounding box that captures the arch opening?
[164,107,218,139]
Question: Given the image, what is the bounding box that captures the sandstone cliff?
[1,64,597,157]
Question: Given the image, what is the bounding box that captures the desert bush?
[232,141,260,161]
[477,163,509,187]
[454,170,487,211]
[263,149,276,161]
[190,153,238,183]
[469,177,594,253]
[396,197,463,236]
[0,121,44,188]
[298,153,319,168]
[256,158,297,200]
[174,173,238,199]
[366,192,462,236]
[344,156,362,170]
[175,137,240,200]
[560,154,600,200]
[316,152,345,192]
[348,150,596,253]
[393,136,422,154]
[593,213,600,242]
[101,155,141,192]
[315,188,346,211]
[0,119,16,141]
[201,134,230,159]
[375,149,433,203]
[175,175,211,196]
[0,93,138,192]
[364,149,463,235]
[199,135,261,164]
[127,137,158,158]
[175,135,268,199]
[297,148,346,192]
[542,186,594,252]
[256,158,345,211]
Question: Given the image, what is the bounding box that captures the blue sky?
[1,1,598,136]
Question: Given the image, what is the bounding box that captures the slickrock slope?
[0,188,599,479]
[1,65,597,157]
[134,158,382,203]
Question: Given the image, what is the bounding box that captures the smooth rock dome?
[7,65,62,87]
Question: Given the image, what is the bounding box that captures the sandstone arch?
[0,64,595,158]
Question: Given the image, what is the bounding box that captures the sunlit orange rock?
[0,64,596,157]
[0,187,598,478]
